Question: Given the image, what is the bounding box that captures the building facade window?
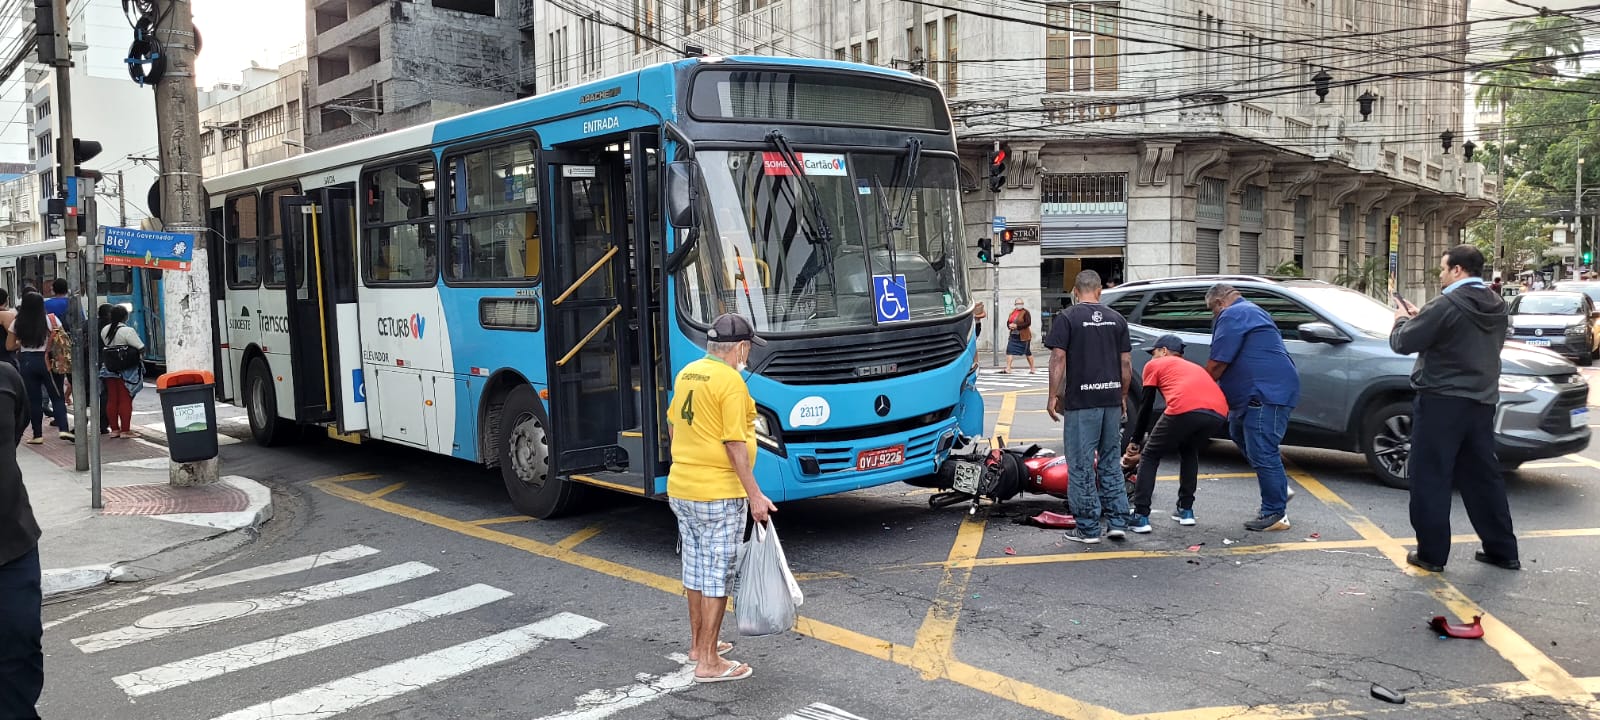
[580,16,602,76]
[683,0,715,33]
[633,0,663,52]
[923,21,937,78]
[865,38,879,65]
[1041,173,1127,214]
[943,15,958,97]
[548,27,570,87]
[1046,2,1118,93]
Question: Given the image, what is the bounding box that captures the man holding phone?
[1390,245,1519,573]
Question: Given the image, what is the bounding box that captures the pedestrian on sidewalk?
[1003,298,1035,374]
[1391,245,1520,573]
[1126,335,1228,532]
[0,360,43,719]
[42,280,70,419]
[96,305,113,436]
[7,294,72,444]
[0,290,16,369]
[973,301,986,342]
[665,313,776,684]
[1045,270,1133,544]
[100,306,146,439]
[1204,284,1299,532]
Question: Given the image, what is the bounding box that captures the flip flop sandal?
[26,437,42,445]
[694,662,753,684]
[689,641,734,663]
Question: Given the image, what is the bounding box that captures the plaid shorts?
[669,497,747,598]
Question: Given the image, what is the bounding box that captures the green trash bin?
[158,370,219,463]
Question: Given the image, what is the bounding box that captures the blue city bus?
[204,57,983,518]
[0,238,167,365]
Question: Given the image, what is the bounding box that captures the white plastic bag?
[735,520,798,636]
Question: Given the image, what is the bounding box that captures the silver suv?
[1102,276,1591,488]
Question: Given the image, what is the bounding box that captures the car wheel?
[245,358,294,447]
[498,385,586,519]
[1361,400,1412,490]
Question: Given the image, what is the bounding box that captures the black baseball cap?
[1145,334,1185,355]
[707,313,767,346]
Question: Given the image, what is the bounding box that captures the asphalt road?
[37,370,1600,720]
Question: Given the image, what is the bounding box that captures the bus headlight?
[753,410,784,454]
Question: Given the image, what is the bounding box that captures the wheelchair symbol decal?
[874,274,909,323]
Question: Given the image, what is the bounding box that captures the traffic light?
[73,138,102,164]
[976,238,993,264]
[987,145,1008,193]
[1585,250,1593,265]
[1000,229,1015,258]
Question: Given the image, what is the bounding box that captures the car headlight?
[752,412,781,452]
[1499,374,1552,394]
[1568,324,1589,336]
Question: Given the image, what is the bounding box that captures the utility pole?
[116,169,126,227]
[37,0,94,471]
[1493,98,1506,280]
[1578,158,1585,276]
[152,0,217,486]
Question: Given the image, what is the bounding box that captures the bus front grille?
[760,333,966,385]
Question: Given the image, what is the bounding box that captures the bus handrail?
[551,246,619,307]
[556,305,623,368]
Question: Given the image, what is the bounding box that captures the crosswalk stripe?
[71,561,437,654]
[148,545,383,596]
[111,583,513,697]
[205,612,607,720]
[781,703,870,720]
[531,654,695,720]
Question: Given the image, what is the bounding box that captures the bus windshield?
[679,150,969,334]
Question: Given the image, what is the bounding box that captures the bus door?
[624,131,669,486]
[278,187,362,428]
[543,143,640,487]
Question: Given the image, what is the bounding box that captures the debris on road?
[1429,615,1485,639]
[1222,538,1236,545]
[1004,547,1016,555]
[1369,684,1407,704]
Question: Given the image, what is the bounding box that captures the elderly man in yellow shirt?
[666,313,778,684]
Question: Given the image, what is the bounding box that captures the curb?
[40,476,275,600]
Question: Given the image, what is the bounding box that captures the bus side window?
[362,157,438,286]
[226,193,260,288]
[261,185,299,288]
[444,139,539,285]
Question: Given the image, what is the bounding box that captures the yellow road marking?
[1291,468,1594,707]
[554,524,606,551]
[792,571,852,581]
[313,466,1126,719]
[323,472,380,484]
[992,392,1018,441]
[468,516,535,527]
[366,482,407,500]
[571,474,648,496]
[909,515,986,680]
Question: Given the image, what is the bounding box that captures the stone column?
[1127,145,1189,280]
[1264,183,1295,271]
[1310,193,1340,281]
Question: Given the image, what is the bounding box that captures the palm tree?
[1504,16,1584,76]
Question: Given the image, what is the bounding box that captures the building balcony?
[314,3,387,55]
[316,59,392,103]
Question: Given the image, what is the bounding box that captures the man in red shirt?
[1126,335,1229,532]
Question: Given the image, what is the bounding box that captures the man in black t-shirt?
[1044,270,1134,544]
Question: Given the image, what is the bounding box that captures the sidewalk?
[25,390,271,598]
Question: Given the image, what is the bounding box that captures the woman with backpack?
[96,305,113,436]
[99,306,145,439]
[6,293,72,443]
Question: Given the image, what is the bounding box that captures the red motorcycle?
[914,436,1139,521]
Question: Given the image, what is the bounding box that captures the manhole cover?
[136,601,259,629]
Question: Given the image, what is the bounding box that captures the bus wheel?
[499,385,584,519]
[245,358,294,447]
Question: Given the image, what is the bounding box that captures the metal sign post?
[87,232,102,509]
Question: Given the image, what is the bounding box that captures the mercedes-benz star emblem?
[874,395,892,417]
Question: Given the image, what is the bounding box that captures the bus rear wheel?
[498,385,584,519]
[245,358,294,447]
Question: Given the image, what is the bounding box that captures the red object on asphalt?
[1025,511,1076,529]
[1429,615,1485,639]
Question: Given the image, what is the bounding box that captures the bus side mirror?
[666,161,699,230]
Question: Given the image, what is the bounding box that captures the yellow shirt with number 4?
[667,355,757,501]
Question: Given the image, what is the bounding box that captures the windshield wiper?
[768,131,838,320]
[869,138,925,285]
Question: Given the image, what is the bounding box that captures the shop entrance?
[1041,253,1124,325]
